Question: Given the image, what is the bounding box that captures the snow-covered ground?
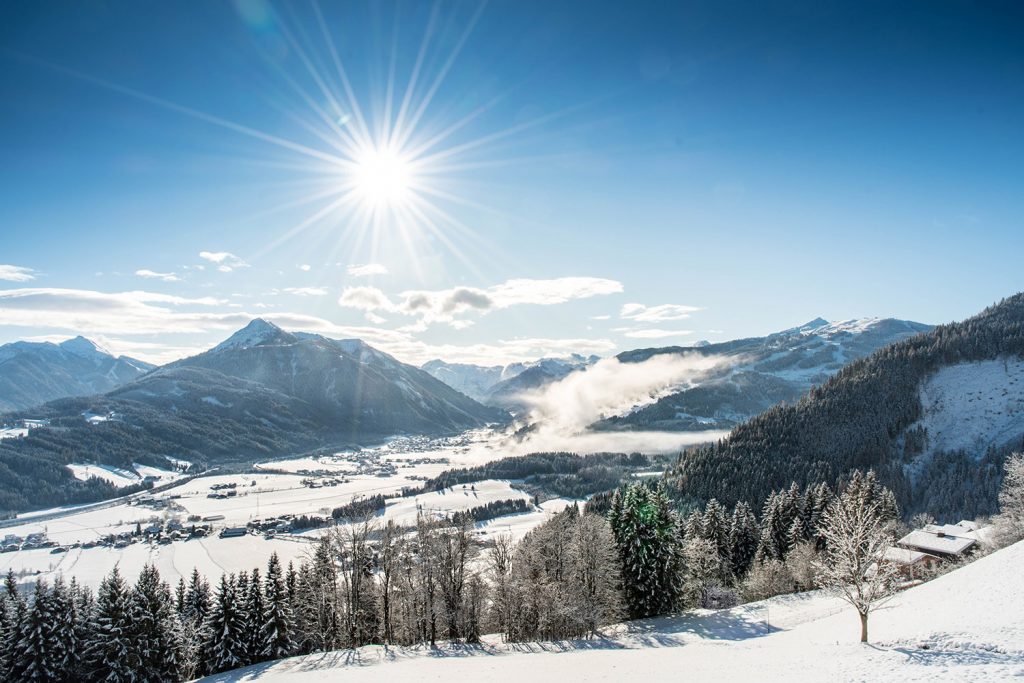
[907,357,1024,467]
[0,469,569,592]
[66,462,184,487]
[0,426,29,440]
[67,464,142,487]
[210,540,1024,682]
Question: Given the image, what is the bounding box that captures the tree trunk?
[859,611,868,643]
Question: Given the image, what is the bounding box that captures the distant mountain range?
[0,337,153,412]
[596,317,933,432]
[0,320,504,512]
[422,354,600,408]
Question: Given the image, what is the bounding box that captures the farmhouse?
[896,521,984,560]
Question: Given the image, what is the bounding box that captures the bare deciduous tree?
[814,483,900,643]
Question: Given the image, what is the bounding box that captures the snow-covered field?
[0,467,568,592]
[66,462,184,486]
[209,539,1024,682]
[0,426,29,440]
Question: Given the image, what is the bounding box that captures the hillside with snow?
[209,539,1024,682]
[903,357,1024,477]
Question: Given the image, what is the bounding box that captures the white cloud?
[338,286,396,312]
[506,353,732,454]
[282,287,328,297]
[0,265,36,282]
[620,302,701,323]
[0,286,621,368]
[338,277,624,327]
[347,263,388,277]
[198,251,249,272]
[0,288,229,335]
[135,269,181,282]
[592,314,611,320]
[299,264,312,272]
[615,328,694,339]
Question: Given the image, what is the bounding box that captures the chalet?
[882,547,942,579]
[896,522,984,560]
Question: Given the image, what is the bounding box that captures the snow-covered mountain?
[423,354,600,408]
[127,319,508,436]
[0,336,154,412]
[599,317,932,431]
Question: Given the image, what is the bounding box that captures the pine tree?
[88,567,138,682]
[701,498,731,580]
[608,483,684,618]
[202,574,247,675]
[728,501,759,579]
[69,579,95,680]
[174,578,186,615]
[182,568,211,627]
[47,577,80,681]
[132,564,183,682]
[244,567,266,664]
[0,595,11,681]
[12,579,59,682]
[261,553,294,661]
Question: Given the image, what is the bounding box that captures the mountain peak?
[799,317,830,331]
[212,319,295,352]
[59,335,113,360]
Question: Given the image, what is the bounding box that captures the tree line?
[665,293,1024,518]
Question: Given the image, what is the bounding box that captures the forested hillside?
[666,294,1024,518]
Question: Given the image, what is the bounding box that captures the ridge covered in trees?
[665,293,1024,517]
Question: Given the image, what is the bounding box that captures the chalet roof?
[898,528,976,556]
[883,547,940,565]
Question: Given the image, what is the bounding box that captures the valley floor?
[208,539,1024,682]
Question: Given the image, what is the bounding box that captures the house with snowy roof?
[896,521,984,560]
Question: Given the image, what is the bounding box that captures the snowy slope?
[906,357,1024,466]
[210,539,1024,682]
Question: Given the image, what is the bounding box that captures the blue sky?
[1,0,1022,364]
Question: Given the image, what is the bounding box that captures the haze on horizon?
[1,0,1022,366]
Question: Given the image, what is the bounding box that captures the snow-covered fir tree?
[202,574,247,675]
[88,567,138,682]
[261,552,295,661]
[131,564,184,682]
[608,483,684,618]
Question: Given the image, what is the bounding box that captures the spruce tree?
[608,483,684,618]
[202,575,247,675]
[183,568,212,627]
[728,501,759,579]
[244,567,266,664]
[88,567,138,682]
[13,579,59,682]
[260,553,294,661]
[132,564,183,682]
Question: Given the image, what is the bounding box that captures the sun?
[350,146,415,208]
